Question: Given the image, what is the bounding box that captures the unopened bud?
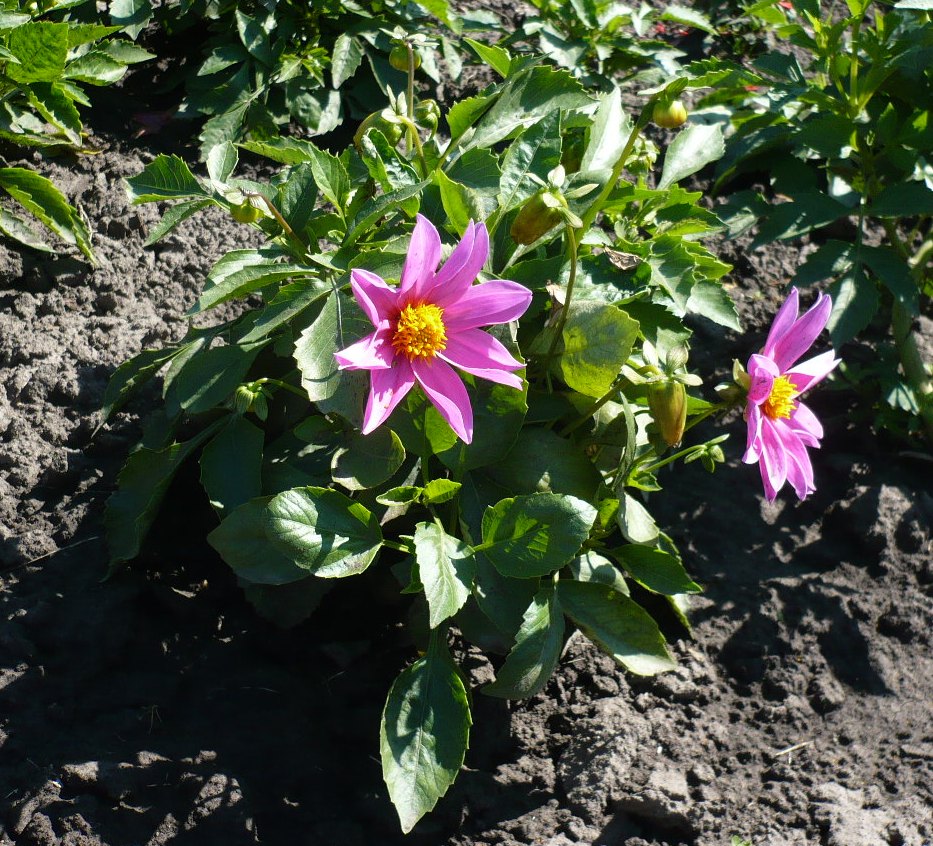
[510,191,564,245]
[389,44,420,71]
[414,99,440,132]
[652,99,688,129]
[648,380,687,447]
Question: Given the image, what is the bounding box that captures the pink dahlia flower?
[743,289,840,502]
[334,214,532,444]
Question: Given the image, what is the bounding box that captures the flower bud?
[414,99,440,132]
[389,44,420,71]
[648,380,687,446]
[354,110,404,148]
[652,99,688,129]
[229,200,262,223]
[510,191,564,245]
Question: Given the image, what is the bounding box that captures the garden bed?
[1,128,931,846]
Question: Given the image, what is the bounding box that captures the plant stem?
[243,191,303,250]
[397,116,428,176]
[558,371,627,437]
[254,377,308,400]
[544,224,579,363]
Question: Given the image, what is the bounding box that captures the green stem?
[383,539,413,553]
[543,225,579,364]
[639,444,703,475]
[397,116,428,176]
[253,377,308,400]
[243,191,305,252]
[558,371,627,437]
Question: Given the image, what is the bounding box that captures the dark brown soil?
[1,127,931,846]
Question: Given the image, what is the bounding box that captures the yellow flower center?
[392,303,447,361]
[763,375,797,419]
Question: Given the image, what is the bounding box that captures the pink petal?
[789,400,823,444]
[431,221,490,308]
[443,279,533,332]
[334,328,394,370]
[773,419,815,500]
[759,417,788,502]
[786,349,840,395]
[412,358,473,443]
[399,214,442,302]
[351,269,398,326]
[742,403,763,464]
[439,329,524,389]
[771,293,833,372]
[361,359,415,435]
[762,288,799,357]
[747,354,780,404]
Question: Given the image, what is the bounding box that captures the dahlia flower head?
[334,215,532,444]
[743,288,840,502]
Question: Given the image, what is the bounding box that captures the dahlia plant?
[101,46,827,830]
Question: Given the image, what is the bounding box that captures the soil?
[2,80,932,846]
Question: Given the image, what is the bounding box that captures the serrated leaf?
[559,302,639,397]
[436,169,484,233]
[381,637,471,833]
[464,37,511,77]
[199,415,264,515]
[423,479,462,504]
[558,580,677,675]
[686,280,740,330]
[661,4,717,34]
[581,87,631,174]
[0,167,93,261]
[125,155,206,203]
[332,33,363,87]
[6,22,68,84]
[208,497,308,585]
[110,0,152,39]
[191,250,316,314]
[206,141,238,186]
[264,486,383,578]
[827,267,879,345]
[331,428,405,491]
[482,492,597,578]
[237,277,329,344]
[26,82,82,144]
[65,51,129,86]
[659,123,725,190]
[497,110,562,214]
[144,198,213,246]
[485,585,564,698]
[415,522,475,628]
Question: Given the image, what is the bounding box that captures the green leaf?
[105,420,224,568]
[235,9,274,66]
[331,428,405,491]
[65,51,129,86]
[344,181,429,247]
[237,277,330,344]
[497,110,562,214]
[559,302,639,398]
[751,193,848,246]
[567,551,629,595]
[0,167,93,261]
[464,37,511,77]
[381,636,471,833]
[472,549,539,641]
[616,491,659,545]
[331,33,363,87]
[484,427,602,500]
[862,246,918,314]
[558,580,677,675]
[466,65,591,152]
[612,545,702,595]
[191,250,316,314]
[144,198,213,246]
[238,136,322,165]
[391,388,460,458]
[827,267,879,345]
[207,497,308,585]
[264,486,383,578]
[415,522,476,628]
[423,479,462,504]
[661,5,717,34]
[581,87,631,174]
[485,585,564,698]
[482,493,597,578]
[199,415,264,515]
[659,123,725,190]
[164,340,264,416]
[304,142,350,215]
[6,22,68,83]
[294,292,371,403]
[377,485,423,506]
[100,346,179,424]
[447,93,495,140]
[0,207,53,253]
[125,155,206,203]
[867,181,933,217]
[110,0,152,39]
[26,82,82,145]
[436,169,484,233]
[242,577,330,627]
[686,280,740,330]
[206,141,238,186]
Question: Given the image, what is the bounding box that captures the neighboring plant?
[102,45,744,831]
[0,0,151,259]
[707,0,933,441]
[504,0,718,89]
[115,0,464,157]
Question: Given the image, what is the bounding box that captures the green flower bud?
[229,200,262,223]
[648,380,687,447]
[354,111,404,149]
[414,99,440,132]
[652,99,688,129]
[510,191,564,245]
[389,44,420,71]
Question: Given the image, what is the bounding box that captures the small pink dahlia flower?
[334,214,532,444]
[743,289,840,502]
